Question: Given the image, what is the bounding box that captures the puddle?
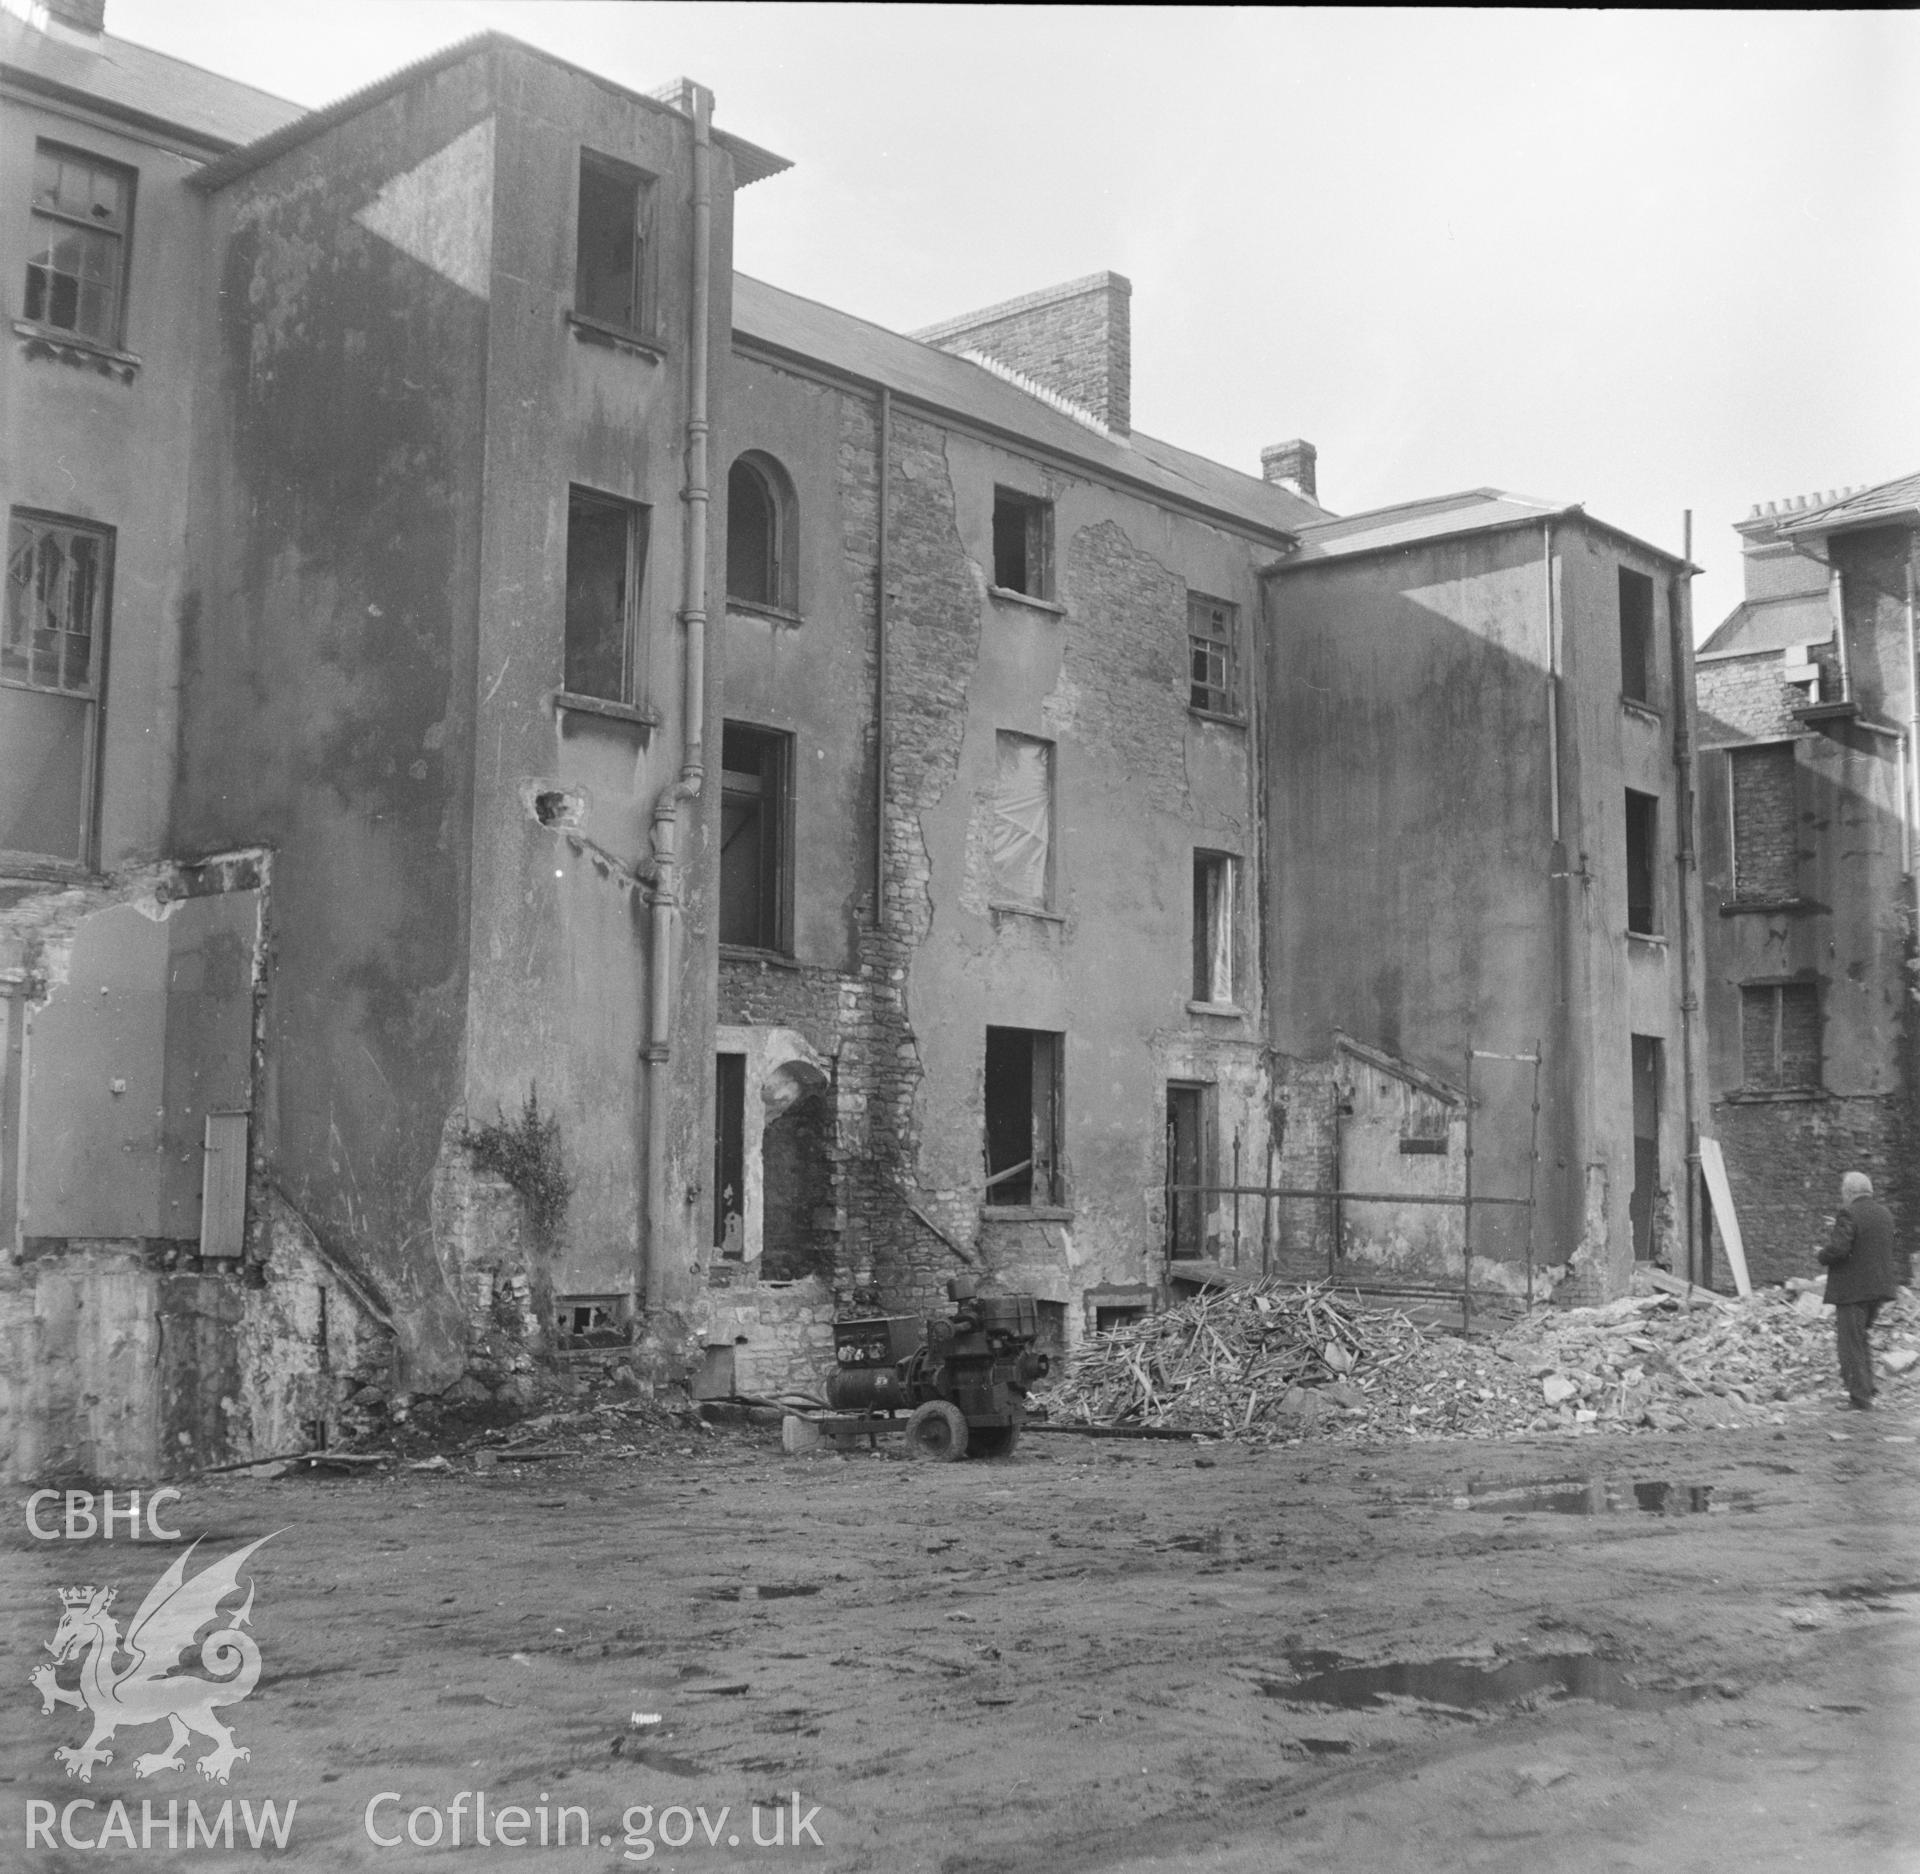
[1418,1478,1754,1516]
[625,1745,702,1777]
[1297,1738,1354,1756]
[708,1583,824,1601]
[1258,1653,1703,1714]
[1822,1581,1920,1604]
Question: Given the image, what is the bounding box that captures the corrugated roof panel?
[0,13,302,149]
[1698,591,1833,658]
[1284,490,1574,562]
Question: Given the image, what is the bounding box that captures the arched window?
[726,452,796,611]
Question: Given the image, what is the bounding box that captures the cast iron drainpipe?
[1670,513,1703,1284]
[1907,551,1919,936]
[642,82,714,1317]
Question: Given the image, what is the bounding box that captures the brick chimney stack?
[44,0,106,31]
[1261,440,1318,504]
[913,272,1132,436]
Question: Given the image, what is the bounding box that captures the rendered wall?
[176,53,493,1381]
[464,59,734,1325]
[1264,522,1698,1298]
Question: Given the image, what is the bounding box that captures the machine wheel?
[905,1400,969,1461]
[966,1419,1021,1460]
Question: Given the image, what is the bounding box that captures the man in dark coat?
[1818,1171,1899,1409]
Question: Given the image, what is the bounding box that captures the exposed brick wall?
[1728,743,1797,900]
[700,1270,837,1401]
[1710,1093,1913,1288]
[1268,1056,1339,1279]
[1696,650,1809,742]
[913,273,1131,435]
[705,396,989,1341]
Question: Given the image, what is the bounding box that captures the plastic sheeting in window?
[990,734,1052,907]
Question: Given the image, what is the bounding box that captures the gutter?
[640,83,713,1317]
[872,386,891,924]
[0,63,279,157]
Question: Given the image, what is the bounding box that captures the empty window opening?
[719,723,792,951]
[1618,567,1655,705]
[1188,593,1239,715]
[575,150,649,331]
[989,731,1054,908]
[4,510,111,862]
[555,1294,626,1349]
[714,1052,746,1254]
[1192,851,1235,1003]
[992,488,1052,598]
[1165,1082,1214,1261]
[1624,789,1659,935]
[984,1026,1062,1207]
[726,454,795,610]
[26,144,132,346]
[1729,743,1798,903]
[1741,982,1820,1092]
[564,487,647,703]
[1629,1035,1662,1262]
[1094,1304,1146,1336]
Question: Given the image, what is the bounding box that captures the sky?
[104,1,1920,637]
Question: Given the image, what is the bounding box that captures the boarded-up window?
[984,1026,1062,1207]
[1729,743,1798,903]
[564,487,647,703]
[1618,566,1654,705]
[1192,851,1234,1003]
[1741,982,1820,1090]
[199,1112,249,1258]
[989,732,1053,908]
[1625,789,1659,935]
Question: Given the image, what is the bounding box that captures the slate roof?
[1776,471,1920,539]
[732,274,1331,542]
[0,11,302,151]
[1281,487,1688,572]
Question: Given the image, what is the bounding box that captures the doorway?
[1630,1035,1662,1262]
[1166,1082,1207,1261]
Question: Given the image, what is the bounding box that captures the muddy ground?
[5,1392,1917,1874]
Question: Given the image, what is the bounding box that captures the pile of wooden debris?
[1041,1277,1920,1442]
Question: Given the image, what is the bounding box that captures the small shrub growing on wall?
[462,1088,570,1248]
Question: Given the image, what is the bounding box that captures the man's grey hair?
[1842,1171,1874,1201]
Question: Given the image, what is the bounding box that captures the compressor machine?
[818,1278,1050,1458]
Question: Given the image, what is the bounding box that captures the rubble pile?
[1042,1284,1367,1436]
[1042,1278,1920,1442]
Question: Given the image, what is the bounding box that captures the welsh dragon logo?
[31,1535,275,1784]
